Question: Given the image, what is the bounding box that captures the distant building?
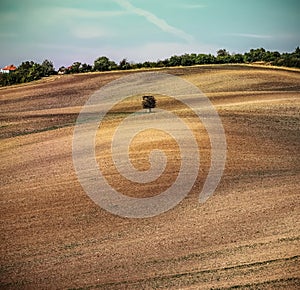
[1,64,17,73]
[58,66,67,75]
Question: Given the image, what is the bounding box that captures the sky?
[0,0,299,69]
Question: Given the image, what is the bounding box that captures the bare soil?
[1,65,300,289]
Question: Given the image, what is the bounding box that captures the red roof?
[2,65,16,71]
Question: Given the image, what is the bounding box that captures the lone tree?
[142,95,156,113]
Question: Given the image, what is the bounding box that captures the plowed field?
[1,65,300,289]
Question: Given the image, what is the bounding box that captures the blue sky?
[0,0,299,68]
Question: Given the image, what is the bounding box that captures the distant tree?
[94,56,111,71]
[156,59,168,67]
[142,61,152,68]
[195,53,216,64]
[272,50,300,68]
[69,62,81,73]
[119,58,131,70]
[0,72,14,86]
[162,58,170,67]
[168,55,182,66]
[216,49,231,63]
[142,61,158,68]
[80,63,92,73]
[109,60,118,70]
[131,62,143,69]
[217,49,230,57]
[195,54,205,64]
[230,53,244,63]
[244,48,266,62]
[87,57,121,71]
[41,59,56,76]
[28,63,44,81]
[142,95,156,113]
[15,61,43,82]
[181,54,195,66]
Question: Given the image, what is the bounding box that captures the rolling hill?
[1,64,300,289]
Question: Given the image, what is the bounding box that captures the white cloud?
[114,0,194,43]
[53,7,127,19]
[72,26,112,39]
[228,33,273,39]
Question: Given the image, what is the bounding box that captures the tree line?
[1,47,299,86]
[0,60,56,86]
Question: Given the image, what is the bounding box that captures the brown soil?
[1,65,300,289]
